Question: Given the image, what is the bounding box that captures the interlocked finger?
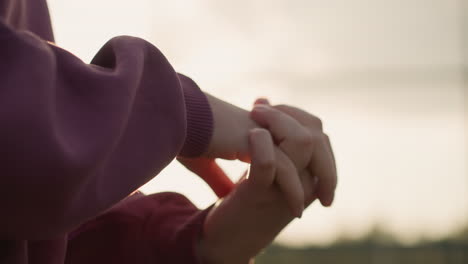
[323,134,337,175]
[272,104,337,207]
[250,105,313,171]
[299,170,319,207]
[248,128,304,218]
[274,147,304,218]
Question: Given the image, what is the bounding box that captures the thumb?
[178,157,235,198]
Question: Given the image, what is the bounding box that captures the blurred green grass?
[256,224,468,264]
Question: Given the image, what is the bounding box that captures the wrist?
[203,93,260,160]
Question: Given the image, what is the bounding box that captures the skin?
[177,93,258,197]
[252,100,337,207]
[179,94,336,208]
[194,97,337,263]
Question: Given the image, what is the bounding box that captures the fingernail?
[321,193,334,207]
[255,98,270,105]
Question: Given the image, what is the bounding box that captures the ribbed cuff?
[177,74,213,157]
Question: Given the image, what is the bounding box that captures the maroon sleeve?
[65,192,211,264]
[0,20,213,239]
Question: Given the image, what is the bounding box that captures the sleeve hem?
[177,74,213,157]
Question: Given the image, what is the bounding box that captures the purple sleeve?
[66,192,212,264]
[0,21,213,239]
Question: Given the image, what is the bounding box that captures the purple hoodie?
[0,0,214,263]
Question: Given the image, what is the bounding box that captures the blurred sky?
[48,0,467,246]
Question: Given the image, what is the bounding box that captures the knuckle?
[298,132,314,147]
[320,134,331,147]
[275,104,291,111]
[269,108,283,121]
[275,149,293,171]
[309,133,323,148]
[311,116,323,130]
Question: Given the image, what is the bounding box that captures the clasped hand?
[191,97,337,264]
